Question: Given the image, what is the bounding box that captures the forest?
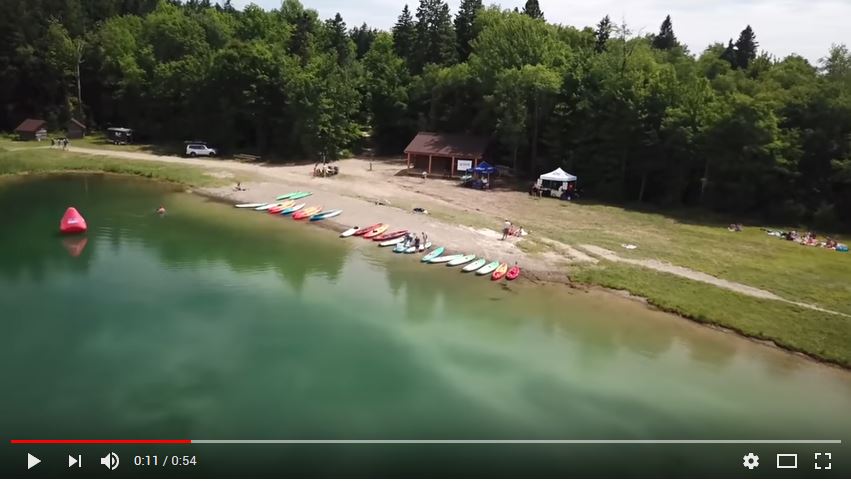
[1,0,850,228]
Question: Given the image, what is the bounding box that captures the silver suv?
[185,143,216,157]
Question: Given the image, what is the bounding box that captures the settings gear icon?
[743,453,760,469]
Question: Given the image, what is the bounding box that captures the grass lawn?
[572,262,851,367]
[492,195,851,316]
[0,146,232,187]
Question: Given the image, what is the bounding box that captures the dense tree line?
[2,0,850,228]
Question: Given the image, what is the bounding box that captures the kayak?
[405,242,431,253]
[505,265,521,280]
[340,227,359,238]
[379,237,407,247]
[60,207,87,234]
[491,263,509,281]
[289,192,312,200]
[421,247,445,262]
[462,258,487,272]
[373,230,408,242]
[476,261,501,275]
[354,223,382,236]
[310,209,342,221]
[292,205,322,220]
[447,254,476,266]
[393,242,409,253]
[235,203,265,208]
[363,224,389,239]
[276,192,303,201]
[280,203,306,215]
[254,203,275,211]
[268,200,295,214]
[429,254,463,264]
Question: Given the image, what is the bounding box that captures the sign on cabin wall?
[457,159,473,171]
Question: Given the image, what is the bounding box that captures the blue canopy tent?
[466,161,497,190]
[472,161,497,175]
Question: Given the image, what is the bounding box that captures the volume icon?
[100,452,120,470]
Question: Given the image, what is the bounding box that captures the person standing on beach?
[422,232,428,248]
[502,220,511,240]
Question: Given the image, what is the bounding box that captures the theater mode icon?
[776,453,797,469]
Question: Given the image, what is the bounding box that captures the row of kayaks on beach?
[234,192,342,222]
[341,223,521,281]
[235,192,521,281]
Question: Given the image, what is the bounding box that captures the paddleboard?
[276,192,301,201]
[405,242,431,254]
[340,227,359,238]
[463,258,487,272]
[293,206,322,220]
[254,203,275,211]
[421,247,445,262]
[363,224,389,239]
[429,254,463,264]
[354,223,381,236]
[310,209,342,221]
[379,237,407,247]
[506,265,521,280]
[448,254,476,266]
[235,203,265,208]
[476,261,501,275]
[289,192,312,200]
[491,263,508,280]
[280,203,306,215]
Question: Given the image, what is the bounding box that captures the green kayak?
[476,261,501,275]
[275,192,301,201]
[421,247,445,262]
[289,192,312,200]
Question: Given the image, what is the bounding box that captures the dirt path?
[578,244,851,318]
[65,146,847,316]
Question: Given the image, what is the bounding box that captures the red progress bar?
[11,439,191,444]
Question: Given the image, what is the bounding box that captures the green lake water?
[1,175,849,477]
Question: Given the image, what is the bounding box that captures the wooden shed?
[14,118,48,141]
[67,118,86,139]
[404,132,489,177]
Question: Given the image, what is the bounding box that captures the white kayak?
[448,254,476,266]
[254,203,277,211]
[405,242,432,253]
[429,254,463,264]
[340,227,359,238]
[380,237,408,247]
[235,203,265,208]
[463,258,487,272]
[476,261,501,275]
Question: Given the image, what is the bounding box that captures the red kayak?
[354,223,382,236]
[59,207,87,234]
[505,265,521,280]
[372,230,408,242]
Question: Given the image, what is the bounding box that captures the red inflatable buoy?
[60,207,87,234]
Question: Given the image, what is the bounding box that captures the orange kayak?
[491,263,509,281]
[268,200,295,214]
[292,205,322,220]
[363,224,389,238]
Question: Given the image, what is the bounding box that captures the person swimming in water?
[156,205,166,215]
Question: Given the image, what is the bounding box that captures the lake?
[1,174,848,477]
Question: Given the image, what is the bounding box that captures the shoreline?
[192,185,851,373]
[2,153,848,371]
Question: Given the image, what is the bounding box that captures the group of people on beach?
[501,220,525,240]
[402,232,429,250]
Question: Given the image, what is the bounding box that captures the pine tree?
[594,15,612,53]
[720,39,737,68]
[350,23,377,59]
[522,0,544,20]
[325,13,351,65]
[412,0,456,73]
[734,25,758,69]
[651,15,677,50]
[392,5,415,67]
[454,0,482,61]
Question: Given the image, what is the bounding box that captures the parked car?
[185,143,216,157]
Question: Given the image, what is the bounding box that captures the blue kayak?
[279,203,306,215]
[310,209,342,221]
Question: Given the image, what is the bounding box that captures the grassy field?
[0,145,232,187]
[573,262,851,367]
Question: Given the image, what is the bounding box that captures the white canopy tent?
[539,167,577,182]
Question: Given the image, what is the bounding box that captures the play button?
[27,453,40,470]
